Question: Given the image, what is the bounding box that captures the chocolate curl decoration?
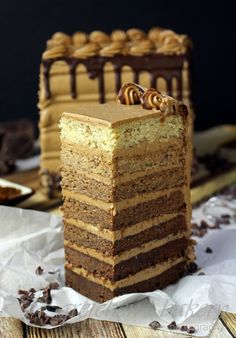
[117,83,144,105]
[140,88,164,110]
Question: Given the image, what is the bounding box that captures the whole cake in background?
[60,83,195,303]
[38,27,193,197]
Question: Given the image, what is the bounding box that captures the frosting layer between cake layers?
[60,102,194,302]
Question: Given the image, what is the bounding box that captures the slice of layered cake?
[39,27,193,196]
[60,83,195,303]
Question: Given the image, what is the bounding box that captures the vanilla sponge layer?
[60,113,185,153]
[60,141,185,180]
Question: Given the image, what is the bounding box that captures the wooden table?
[0,168,236,338]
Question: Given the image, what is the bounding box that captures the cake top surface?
[63,103,160,126]
[62,83,187,127]
[42,27,192,60]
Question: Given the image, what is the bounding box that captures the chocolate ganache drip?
[41,28,192,103]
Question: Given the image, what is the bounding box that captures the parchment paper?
[0,193,236,336]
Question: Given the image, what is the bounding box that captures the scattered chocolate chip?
[18,289,29,296]
[35,266,44,275]
[219,214,231,225]
[205,247,213,253]
[43,288,52,304]
[198,272,206,275]
[46,305,62,312]
[187,326,196,334]
[49,314,68,326]
[48,271,55,274]
[180,325,188,331]
[200,220,209,229]
[27,308,51,326]
[68,308,78,318]
[221,214,230,219]
[17,288,36,311]
[167,321,177,330]
[149,320,161,330]
[49,282,59,290]
[19,299,32,311]
[187,262,198,274]
[37,296,45,303]
[29,288,36,293]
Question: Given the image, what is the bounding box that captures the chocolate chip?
[198,272,206,275]
[148,320,161,330]
[46,305,62,312]
[43,288,52,304]
[27,308,52,326]
[187,326,196,334]
[200,220,209,229]
[35,266,44,275]
[187,262,198,274]
[48,271,55,274]
[220,214,231,225]
[49,314,68,326]
[221,214,231,219]
[205,247,213,253]
[68,308,78,318]
[18,289,29,296]
[19,299,32,311]
[49,282,59,290]
[29,288,36,293]
[17,288,36,311]
[149,320,161,330]
[37,296,45,303]
[180,325,188,331]
[167,321,177,330]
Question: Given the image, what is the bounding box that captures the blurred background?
[0,0,235,130]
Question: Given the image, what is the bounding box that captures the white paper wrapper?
[0,194,236,336]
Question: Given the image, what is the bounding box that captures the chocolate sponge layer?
[64,214,187,256]
[61,166,185,202]
[65,238,189,281]
[63,189,186,230]
[65,261,186,303]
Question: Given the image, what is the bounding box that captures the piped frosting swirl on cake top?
[117,83,184,115]
[42,28,192,60]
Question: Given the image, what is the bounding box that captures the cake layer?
[61,141,185,180]
[65,238,189,281]
[63,189,186,230]
[65,261,186,303]
[60,105,186,152]
[62,186,186,212]
[61,166,185,202]
[64,214,187,256]
[64,212,181,241]
[64,229,189,265]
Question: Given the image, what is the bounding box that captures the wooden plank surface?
[0,318,23,338]
[0,316,234,338]
[220,312,236,338]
